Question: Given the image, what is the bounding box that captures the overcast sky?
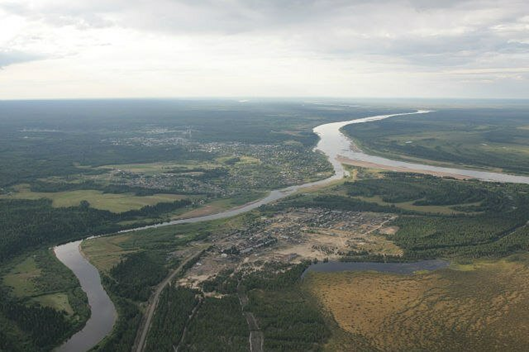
[0,0,528,99]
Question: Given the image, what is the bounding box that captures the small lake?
[302,259,449,279]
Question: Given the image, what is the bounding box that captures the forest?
[145,286,199,352]
[94,251,174,352]
[243,263,330,351]
[144,261,329,352]
[105,252,168,301]
[179,295,250,352]
[0,197,191,264]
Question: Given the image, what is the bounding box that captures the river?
[54,241,117,352]
[53,109,529,351]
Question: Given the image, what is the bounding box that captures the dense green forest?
[144,261,329,352]
[105,252,168,301]
[145,286,199,352]
[94,251,174,352]
[180,295,249,352]
[245,262,330,352]
[0,197,190,264]
[345,173,491,205]
[0,292,72,351]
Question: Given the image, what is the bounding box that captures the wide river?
[54,109,529,351]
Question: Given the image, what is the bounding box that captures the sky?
[0,0,528,99]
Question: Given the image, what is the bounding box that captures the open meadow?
[306,254,529,352]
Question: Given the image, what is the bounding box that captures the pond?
[302,259,449,279]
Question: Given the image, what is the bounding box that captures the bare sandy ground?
[337,156,472,180]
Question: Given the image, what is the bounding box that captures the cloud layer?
[0,0,528,99]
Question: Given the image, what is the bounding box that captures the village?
[179,207,401,290]
[86,134,333,199]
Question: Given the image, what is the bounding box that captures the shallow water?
[302,259,450,279]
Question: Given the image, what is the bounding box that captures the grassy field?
[33,293,74,315]
[1,249,89,319]
[305,254,529,352]
[3,255,41,297]
[97,161,220,175]
[0,184,186,213]
[81,235,136,273]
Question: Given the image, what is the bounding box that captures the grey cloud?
[0,51,43,68]
[2,0,528,69]
[0,1,115,30]
[1,0,524,34]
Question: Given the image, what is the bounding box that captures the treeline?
[0,287,72,351]
[394,214,529,259]
[244,262,311,291]
[145,286,199,352]
[120,199,191,218]
[95,252,170,352]
[179,296,249,352]
[344,173,490,206]
[0,197,192,263]
[244,263,330,352]
[0,199,120,263]
[248,289,329,352]
[104,252,168,301]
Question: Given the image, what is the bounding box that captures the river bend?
[54,109,529,351]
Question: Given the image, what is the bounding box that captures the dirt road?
[133,250,204,352]
[237,282,264,352]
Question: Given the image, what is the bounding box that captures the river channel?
[54,109,529,351]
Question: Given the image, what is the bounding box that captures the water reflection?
[302,259,449,279]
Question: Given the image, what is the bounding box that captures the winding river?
[54,109,529,351]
